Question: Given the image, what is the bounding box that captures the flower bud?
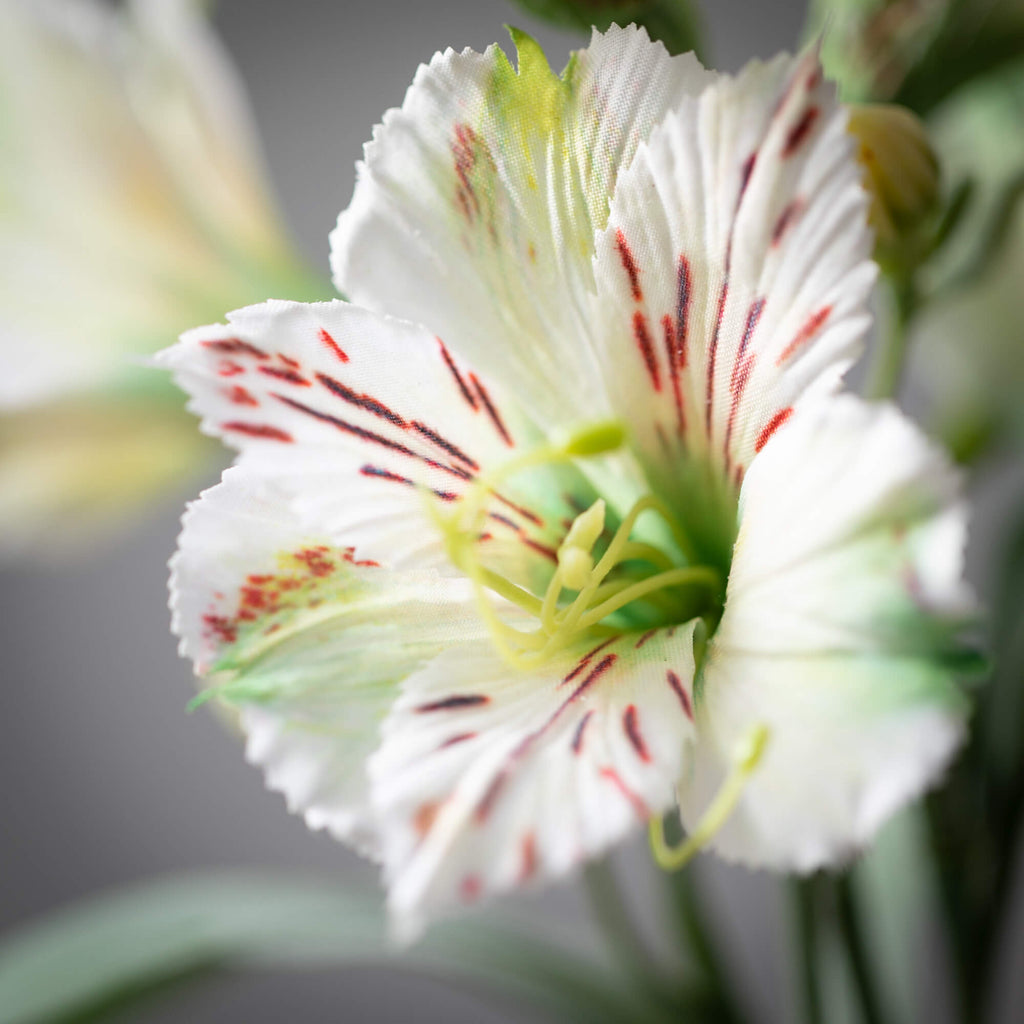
[848,103,941,255]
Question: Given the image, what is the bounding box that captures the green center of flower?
[430,421,725,671]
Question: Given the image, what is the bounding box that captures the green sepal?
[504,0,706,59]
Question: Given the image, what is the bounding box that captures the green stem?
[865,276,917,401]
[667,869,745,1024]
[582,858,667,1001]
[836,873,889,1024]
[792,878,824,1024]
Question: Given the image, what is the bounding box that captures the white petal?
[159,299,593,575]
[369,625,701,936]
[679,396,972,870]
[0,0,293,408]
[171,464,486,852]
[331,26,713,432]
[591,50,875,561]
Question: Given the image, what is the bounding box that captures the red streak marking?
[439,732,477,750]
[479,654,618,822]
[216,360,245,377]
[776,305,832,365]
[734,464,744,489]
[438,339,477,409]
[572,710,594,754]
[452,124,486,223]
[275,394,417,456]
[278,354,300,369]
[783,105,820,158]
[358,464,458,502]
[771,199,803,247]
[470,373,513,446]
[705,280,730,433]
[675,256,691,365]
[666,670,693,721]
[633,311,661,391]
[623,705,651,762]
[755,407,794,452]
[738,152,757,200]
[417,694,490,713]
[259,365,311,386]
[519,833,538,882]
[635,629,657,650]
[412,421,479,471]
[564,638,617,685]
[202,337,269,359]
[492,492,543,526]
[221,421,292,442]
[225,385,258,406]
[318,327,349,363]
[203,613,237,645]
[460,875,482,902]
[599,766,649,819]
[521,537,558,563]
[487,512,521,533]
[316,372,407,428]
[615,229,643,302]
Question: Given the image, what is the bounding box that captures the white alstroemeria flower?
[0,0,319,554]
[163,28,973,937]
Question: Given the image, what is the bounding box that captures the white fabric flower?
[163,27,973,937]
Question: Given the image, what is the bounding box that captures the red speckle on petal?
[221,422,293,442]
[519,832,538,882]
[225,385,258,406]
[460,875,482,902]
[319,328,349,363]
[599,766,649,820]
[216,360,245,377]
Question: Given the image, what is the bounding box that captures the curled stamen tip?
[558,546,593,590]
[561,498,606,554]
[559,420,626,457]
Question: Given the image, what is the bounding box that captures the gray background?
[3,2,1020,1022]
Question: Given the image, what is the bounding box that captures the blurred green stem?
[836,874,889,1024]
[866,276,917,401]
[668,869,744,1024]
[792,878,824,1024]
[582,858,668,1004]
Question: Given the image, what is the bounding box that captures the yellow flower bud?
[848,103,941,254]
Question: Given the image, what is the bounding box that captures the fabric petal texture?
[172,464,486,852]
[679,396,972,870]
[331,26,713,432]
[591,49,876,566]
[167,27,975,936]
[370,625,700,936]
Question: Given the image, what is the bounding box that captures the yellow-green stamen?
[429,422,723,671]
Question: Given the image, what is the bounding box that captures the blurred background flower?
[0,0,327,557]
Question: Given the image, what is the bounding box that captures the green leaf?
[505,0,706,60]
[0,871,665,1024]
